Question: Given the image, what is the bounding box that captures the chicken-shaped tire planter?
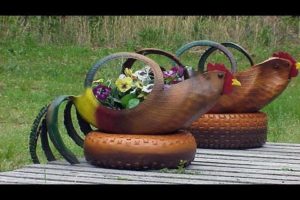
[176,40,300,149]
[29,49,240,169]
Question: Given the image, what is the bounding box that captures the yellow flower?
[124,68,133,77]
[115,77,133,92]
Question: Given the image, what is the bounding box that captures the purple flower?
[93,84,111,101]
[171,66,185,77]
[163,70,176,78]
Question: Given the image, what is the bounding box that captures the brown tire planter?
[84,130,197,170]
[187,112,268,149]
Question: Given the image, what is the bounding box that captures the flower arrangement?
[92,66,185,109]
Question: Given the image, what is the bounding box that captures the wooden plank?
[46,153,300,172]
[50,150,299,170]
[196,149,300,160]
[266,142,300,147]
[19,162,300,184]
[245,148,300,153]
[190,161,300,172]
[186,165,300,177]
[193,157,300,169]
[264,143,300,148]
[0,171,156,184]
[47,160,297,173]
[0,176,81,184]
[13,167,239,184]
[205,143,300,150]
[48,158,300,173]
[21,164,238,184]
[195,151,300,160]
[196,147,300,154]
[23,163,300,182]
[185,166,300,179]
[194,154,300,164]
[198,151,300,158]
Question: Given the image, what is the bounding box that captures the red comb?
[272,51,296,65]
[207,63,229,73]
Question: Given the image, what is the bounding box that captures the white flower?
[142,84,154,93]
[134,70,151,83]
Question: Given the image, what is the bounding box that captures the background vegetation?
[0,16,300,172]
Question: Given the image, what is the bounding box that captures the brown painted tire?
[84,130,197,170]
[187,112,268,149]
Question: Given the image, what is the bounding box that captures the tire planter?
[187,112,268,149]
[84,130,197,170]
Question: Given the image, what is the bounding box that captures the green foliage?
[258,26,272,46]
[1,16,299,51]
[138,27,166,47]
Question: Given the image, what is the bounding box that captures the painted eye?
[273,63,280,69]
[218,73,224,79]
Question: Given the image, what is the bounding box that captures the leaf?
[127,98,140,109]
[120,93,136,108]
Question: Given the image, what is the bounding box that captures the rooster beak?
[296,62,300,70]
[232,78,241,86]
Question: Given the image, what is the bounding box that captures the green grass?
[0,40,300,172]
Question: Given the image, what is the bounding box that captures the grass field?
[0,16,300,172]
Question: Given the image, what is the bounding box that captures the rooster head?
[207,63,241,95]
[272,51,300,78]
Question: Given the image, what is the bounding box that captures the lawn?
[0,40,300,172]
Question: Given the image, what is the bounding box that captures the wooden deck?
[1,142,300,184]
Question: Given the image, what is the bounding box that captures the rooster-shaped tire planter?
[176,40,299,149]
[29,51,238,169]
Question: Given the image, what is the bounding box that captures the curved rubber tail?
[76,110,93,135]
[64,100,84,147]
[46,95,80,164]
[29,105,49,164]
[64,100,93,147]
[198,42,254,72]
[40,117,56,161]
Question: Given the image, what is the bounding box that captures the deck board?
[0,142,300,184]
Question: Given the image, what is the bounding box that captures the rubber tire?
[84,130,197,170]
[187,112,267,149]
